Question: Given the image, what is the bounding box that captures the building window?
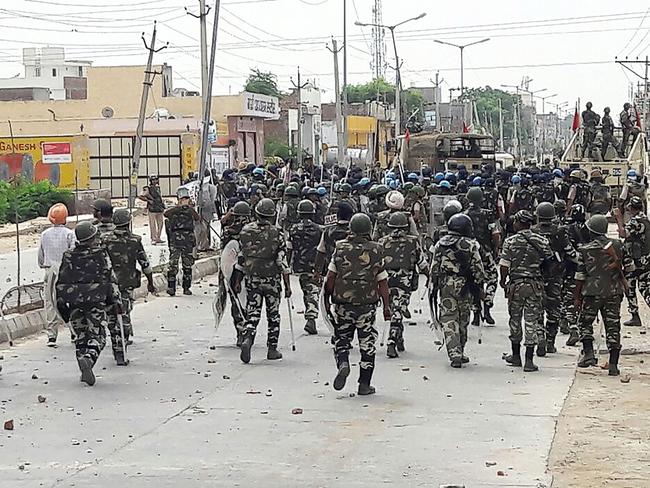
[52,68,57,77]
[78,66,83,77]
[34,67,41,77]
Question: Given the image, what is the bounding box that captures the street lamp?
[535,93,557,161]
[434,38,490,97]
[356,12,427,137]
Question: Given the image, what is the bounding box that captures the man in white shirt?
[38,203,75,346]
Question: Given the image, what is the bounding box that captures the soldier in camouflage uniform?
[430,214,486,368]
[575,215,635,376]
[287,200,323,335]
[464,187,500,325]
[499,210,553,372]
[367,184,389,225]
[531,202,579,355]
[324,213,390,395]
[92,199,115,236]
[164,187,200,296]
[615,196,650,327]
[431,200,463,246]
[101,209,156,364]
[327,183,358,218]
[278,186,300,232]
[56,222,122,386]
[314,202,353,277]
[373,190,418,241]
[379,212,427,359]
[307,188,326,225]
[234,198,292,364]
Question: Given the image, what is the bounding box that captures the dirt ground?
[548,322,650,487]
[0,213,151,254]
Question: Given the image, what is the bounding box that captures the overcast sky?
[1,0,650,117]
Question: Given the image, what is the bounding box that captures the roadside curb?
[0,254,219,344]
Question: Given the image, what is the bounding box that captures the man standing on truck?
[581,102,600,160]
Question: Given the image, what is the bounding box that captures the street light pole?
[434,38,490,98]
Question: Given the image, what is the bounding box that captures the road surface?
[0,276,576,487]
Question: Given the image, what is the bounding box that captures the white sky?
[1,0,650,117]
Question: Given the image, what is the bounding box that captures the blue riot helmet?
[434,172,445,183]
[472,176,482,186]
[407,172,419,182]
[511,175,521,185]
[439,180,451,189]
[317,186,327,196]
[552,168,563,178]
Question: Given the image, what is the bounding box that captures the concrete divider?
[0,254,220,344]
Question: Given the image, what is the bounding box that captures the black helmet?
[75,221,98,242]
[284,186,299,198]
[569,204,586,223]
[92,199,113,217]
[443,200,463,222]
[255,198,276,217]
[387,212,409,229]
[375,184,390,197]
[113,208,132,227]
[447,214,474,238]
[339,183,352,194]
[337,202,354,222]
[536,202,556,220]
[297,199,315,214]
[586,214,608,235]
[627,196,644,210]
[233,201,251,216]
[514,210,535,225]
[349,213,372,236]
[466,187,484,204]
[553,199,567,215]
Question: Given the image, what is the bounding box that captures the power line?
[617,5,650,56]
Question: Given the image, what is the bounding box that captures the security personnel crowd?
[49,159,650,390]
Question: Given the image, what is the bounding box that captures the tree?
[464,86,523,148]
[345,78,395,104]
[264,137,293,160]
[244,69,282,97]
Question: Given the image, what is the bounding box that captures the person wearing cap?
[101,209,156,364]
[139,175,166,244]
[324,213,391,395]
[615,196,650,327]
[233,198,292,364]
[314,202,354,279]
[618,169,647,219]
[566,170,591,212]
[92,199,115,236]
[587,169,612,217]
[287,200,323,335]
[574,215,635,376]
[38,203,75,346]
[56,222,122,386]
[372,190,418,242]
[164,188,201,296]
[378,212,428,359]
[499,210,553,372]
[196,170,218,252]
[327,182,358,220]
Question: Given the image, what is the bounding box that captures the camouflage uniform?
[623,212,650,316]
[329,235,388,386]
[316,221,349,275]
[288,218,323,322]
[430,235,485,362]
[379,228,426,351]
[464,204,499,309]
[372,209,418,241]
[238,220,289,348]
[562,222,591,336]
[56,243,122,366]
[499,229,553,346]
[164,204,199,292]
[94,219,115,237]
[101,227,153,350]
[279,197,300,232]
[221,214,251,333]
[576,236,634,350]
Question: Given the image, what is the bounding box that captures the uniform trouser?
[388,285,411,346]
[70,307,108,366]
[230,291,245,332]
[195,210,214,251]
[542,278,562,341]
[581,130,597,157]
[625,266,650,315]
[333,303,378,385]
[507,280,544,346]
[439,283,472,361]
[481,252,497,309]
[579,295,622,351]
[625,272,640,315]
[148,212,164,242]
[244,275,282,348]
[168,245,195,290]
[43,267,63,340]
[601,133,620,159]
[562,275,579,332]
[107,288,134,353]
[297,272,319,321]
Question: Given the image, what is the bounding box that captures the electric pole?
[291,67,309,170]
[130,22,167,209]
[342,0,348,163]
[327,39,345,165]
[615,56,650,131]
[498,97,504,151]
[513,100,520,159]
[432,71,443,131]
[186,0,211,122]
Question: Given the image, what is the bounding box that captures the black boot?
[472,311,481,327]
[166,277,176,296]
[358,368,375,395]
[546,334,557,354]
[304,319,317,335]
[236,329,243,348]
[524,346,539,372]
[267,347,283,360]
[608,349,621,376]
[333,358,350,391]
[183,288,192,296]
[566,329,580,347]
[386,343,398,358]
[484,304,495,325]
[504,342,522,367]
[577,339,597,368]
[114,350,129,366]
[396,334,405,352]
[450,357,463,368]
[78,357,96,386]
[560,322,570,335]
[536,339,547,357]
[240,333,253,364]
[624,313,642,327]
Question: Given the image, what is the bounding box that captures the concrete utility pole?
[130,22,167,209]
[291,67,309,169]
[342,0,348,161]
[327,38,345,165]
[185,0,211,122]
[615,56,650,131]
[433,71,443,131]
[513,100,519,159]
[434,38,490,98]
[498,97,504,151]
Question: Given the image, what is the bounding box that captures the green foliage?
[404,89,425,125]
[264,137,293,160]
[0,178,72,224]
[244,69,282,98]
[464,86,521,141]
[346,78,395,104]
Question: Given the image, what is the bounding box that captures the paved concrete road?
[0,276,576,488]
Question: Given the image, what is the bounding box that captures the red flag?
[462,122,469,133]
[635,105,642,128]
[571,105,580,132]
[404,128,411,145]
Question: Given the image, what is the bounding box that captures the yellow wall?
[0,134,90,188]
[347,115,376,148]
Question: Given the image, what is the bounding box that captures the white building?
[0,47,91,101]
[288,84,322,163]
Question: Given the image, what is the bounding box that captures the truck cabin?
[402,133,496,172]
